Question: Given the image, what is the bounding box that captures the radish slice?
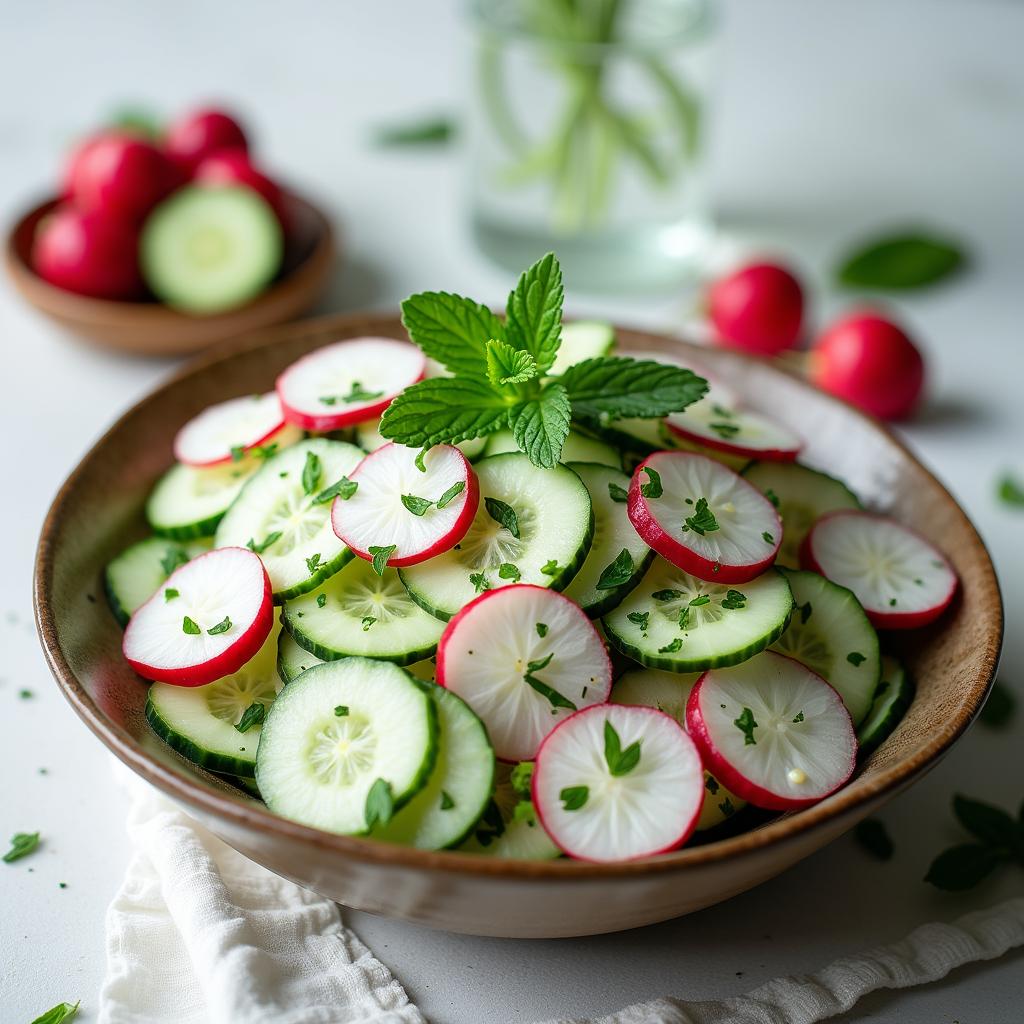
[801,510,958,629]
[686,651,857,811]
[436,584,612,761]
[123,547,273,687]
[276,337,426,432]
[666,401,801,462]
[173,393,301,467]
[532,704,704,861]
[628,451,782,584]
[331,442,479,568]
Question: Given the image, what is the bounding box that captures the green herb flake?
[498,562,522,582]
[509,761,534,796]
[484,497,520,538]
[317,593,327,609]
[540,559,559,576]
[436,480,466,509]
[705,775,720,795]
[414,448,428,473]
[369,544,396,577]
[607,482,629,504]
[678,607,690,630]
[720,589,747,610]
[18,689,33,699]
[305,552,322,574]
[998,474,1024,507]
[681,497,719,536]
[792,711,805,723]
[652,589,683,601]
[252,442,279,461]
[207,616,232,636]
[847,651,867,667]
[182,616,201,636]
[469,572,490,593]
[523,654,576,711]
[719,798,736,817]
[734,707,758,745]
[799,601,813,624]
[28,1000,80,1024]
[334,705,349,717]
[603,719,641,777]
[440,790,456,811]
[247,531,283,555]
[164,588,179,602]
[230,445,246,463]
[658,638,683,654]
[764,488,781,509]
[401,494,434,516]
[689,595,711,607]
[709,421,741,439]
[559,785,589,811]
[301,451,323,495]
[364,778,395,828]
[640,466,663,499]
[315,477,358,504]
[627,610,650,632]
[361,616,377,631]
[235,702,266,733]
[762,531,774,544]
[341,381,385,404]
[854,818,894,861]
[3,831,40,864]
[375,115,456,148]
[535,622,549,638]
[596,548,634,590]
[160,548,187,577]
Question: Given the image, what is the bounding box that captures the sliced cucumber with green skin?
[374,686,495,850]
[459,763,561,860]
[277,627,324,683]
[282,557,444,665]
[255,658,438,835]
[354,418,487,461]
[105,536,189,626]
[609,668,747,831]
[771,569,880,725]
[147,460,260,539]
[549,320,615,375]
[742,461,861,568]
[603,559,792,673]
[145,625,283,777]
[399,453,594,621]
[482,429,620,470]
[562,462,653,618]
[215,438,364,601]
[857,655,914,754]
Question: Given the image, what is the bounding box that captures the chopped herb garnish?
[798,600,813,624]
[640,466,663,498]
[540,559,559,575]
[305,552,322,574]
[560,785,589,811]
[361,616,377,631]
[498,562,522,582]
[925,794,1024,890]
[792,711,805,723]
[847,651,867,667]
[678,607,690,629]
[315,477,358,503]
[709,421,741,439]
[510,761,534,796]
[469,571,489,593]
[164,588,179,602]
[681,497,719,536]
[721,589,747,610]
[341,381,385,404]
[596,548,634,590]
[401,494,434,516]
[301,451,322,495]
[603,719,641,776]
[607,482,629,503]
[734,707,758,745]
[440,791,456,811]
[762,531,774,544]
[436,481,466,509]
[3,831,40,863]
[854,819,894,861]
[364,778,395,828]
[705,775,720,794]
[523,653,575,710]
[627,610,650,632]
[652,589,683,601]
[719,798,736,817]
[334,705,349,717]
[998,474,1024,507]
[484,497,520,538]
[230,445,245,462]
[369,544,396,576]
[764,488,781,509]
[689,594,711,607]
[535,622,549,638]
[658,638,683,654]
[182,616,201,635]
[414,448,428,473]
[889,598,897,607]
[252,442,279,460]
[712,404,735,419]
[18,689,33,699]
[317,593,327,609]
[235,702,266,733]
[247,531,282,554]
[160,548,187,577]
[207,616,231,635]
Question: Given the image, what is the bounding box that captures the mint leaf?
[734,707,758,745]
[302,451,322,495]
[164,588,179,602]
[305,553,322,574]
[235,702,266,733]
[854,819,894,861]
[540,559,559,575]
[440,790,456,810]
[837,231,966,290]
[504,252,563,374]
[652,589,682,601]
[952,794,1018,848]
[486,339,538,386]
[362,616,376,631]
[925,843,1002,891]
[29,1001,80,1024]
[509,382,571,469]
[608,482,629,503]
[510,761,534,796]
[315,477,358,503]
[436,480,466,509]
[369,544,396,576]
[603,720,641,776]
[334,705,349,717]
[3,831,40,863]
[682,497,719,535]
[498,562,521,582]
[182,616,201,635]
[485,497,520,538]
[627,610,650,631]
[596,548,634,590]
[469,572,489,593]
[560,785,589,811]
[998,474,1024,507]
[720,589,747,610]
[523,654,575,711]
[379,377,510,449]
[160,547,187,577]
[640,466,663,499]
[207,616,231,635]
[364,778,395,829]
[375,115,455,147]
[560,357,707,421]
[247,531,282,554]
[400,290,504,378]
[847,651,866,666]
[535,622,548,637]
[401,494,434,516]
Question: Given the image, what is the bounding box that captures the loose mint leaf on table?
[400,291,503,378]
[486,339,538,387]
[836,231,966,290]
[952,794,1019,848]
[379,377,510,449]
[924,843,1002,891]
[979,680,1016,729]
[375,115,456,148]
[504,252,564,375]
[997,474,1024,507]
[3,831,40,863]
[509,383,571,470]
[854,819,894,861]
[29,1001,80,1024]
[559,357,708,421]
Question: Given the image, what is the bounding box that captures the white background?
[1,1,1022,1021]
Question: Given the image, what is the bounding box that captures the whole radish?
[194,150,287,231]
[810,311,924,420]
[708,262,805,355]
[32,205,144,300]
[65,133,178,219]
[166,108,248,174]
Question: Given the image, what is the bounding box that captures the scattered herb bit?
[627,610,650,632]
[560,785,589,811]
[689,595,711,607]
[28,1001,80,1024]
[305,553,322,574]
[301,451,322,495]
[164,588,179,602]
[527,653,554,672]
[596,548,634,590]
[235,702,266,733]
[925,794,1023,891]
[58,882,67,889]
[658,638,683,654]
[340,381,385,404]
[230,445,246,463]
[524,654,575,710]
[607,482,629,503]
[19,689,33,699]
[712,404,735,419]
[252,442,278,460]
[682,497,719,536]
[847,651,867,667]
[361,616,377,631]
[484,497,520,538]
[375,114,456,147]
[247,531,282,554]
[207,616,232,636]
[436,481,466,509]
[652,589,683,601]
[535,622,549,638]
[495,563,520,583]
[182,616,201,636]
[764,488,781,509]
[364,778,395,829]
[762,531,774,544]
[836,230,966,290]
[540,559,559,575]
[414,448,428,473]
[734,707,758,746]
[640,466,663,499]
[317,593,327,609]
[469,572,490,593]
[721,589,747,610]
[334,706,349,717]
[3,831,40,863]
[719,798,736,816]
[855,819,894,861]
[369,544,396,577]
[160,548,187,576]
[889,598,897,607]
[997,474,1024,507]
[792,711,805,723]
[678,607,690,630]
[440,790,456,811]
[709,421,741,439]
[510,761,534,796]
[315,477,358,503]
[798,601,813,624]
[401,494,434,516]
[979,680,1016,729]
[603,719,641,776]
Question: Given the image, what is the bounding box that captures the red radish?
[810,312,925,420]
[173,392,301,467]
[532,703,704,861]
[801,510,957,629]
[276,337,426,433]
[708,262,804,355]
[686,652,857,811]
[194,150,288,231]
[331,442,479,567]
[665,401,801,463]
[66,134,177,218]
[61,135,104,199]
[165,108,248,174]
[123,547,273,687]
[32,205,144,300]
[436,584,612,761]
[627,451,782,584]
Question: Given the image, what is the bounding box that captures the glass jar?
[465,0,716,293]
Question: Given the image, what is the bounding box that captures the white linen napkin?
[100,762,1024,1024]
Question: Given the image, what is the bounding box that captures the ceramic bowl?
[5,192,334,357]
[34,313,1002,937]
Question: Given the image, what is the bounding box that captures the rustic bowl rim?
[33,311,1003,881]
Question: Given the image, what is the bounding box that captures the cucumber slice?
[857,655,914,754]
[282,557,444,665]
[255,659,438,835]
[141,185,283,314]
[459,763,561,859]
[147,460,260,540]
[549,320,615,375]
[145,625,283,777]
[277,627,323,683]
[354,419,487,461]
[609,667,747,831]
[483,429,620,470]
[214,438,364,601]
[742,461,861,568]
[374,686,495,850]
[603,558,792,672]
[104,536,189,626]
[399,453,594,621]
[770,569,881,725]
[562,462,653,617]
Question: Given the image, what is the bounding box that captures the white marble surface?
[1,1,1022,1020]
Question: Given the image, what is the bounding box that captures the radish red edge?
[664,418,801,463]
[173,412,295,468]
[531,704,704,862]
[627,454,782,585]
[684,659,857,812]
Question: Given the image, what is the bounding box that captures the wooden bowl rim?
[34,312,1003,881]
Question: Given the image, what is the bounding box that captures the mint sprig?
[925,794,1024,890]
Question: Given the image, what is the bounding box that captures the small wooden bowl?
[5,192,335,357]
[34,314,1002,938]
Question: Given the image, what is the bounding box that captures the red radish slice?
[686,651,857,811]
[532,704,704,862]
[173,393,300,467]
[666,401,801,462]
[628,451,782,584]
[123,547,273,687]
[801,510,957,629]
[437,585,612,761]
[331,442,478,568]
[276,338,426,433]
